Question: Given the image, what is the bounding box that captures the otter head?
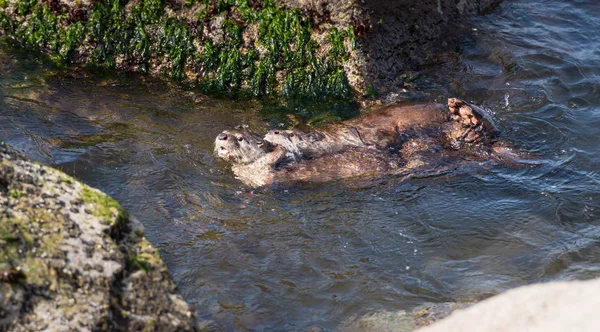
[214,130,266,164]
[264,129,302,156]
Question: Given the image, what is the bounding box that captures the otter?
[215,98,503,187]
[214,130,292,187]
[214,130,267,164]
[264,98,499,160]
[215,130,406,187]
[264,127,365,159]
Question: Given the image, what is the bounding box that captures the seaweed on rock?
[0,0,357,100]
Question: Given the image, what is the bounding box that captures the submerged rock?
[0,142,208,331]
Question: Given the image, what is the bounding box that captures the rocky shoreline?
[0,0,501,101]
[0,142,210,331]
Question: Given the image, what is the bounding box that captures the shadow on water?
[2,0,600,329]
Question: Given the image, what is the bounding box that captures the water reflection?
[2,0,600,329]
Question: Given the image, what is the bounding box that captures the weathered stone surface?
[417,278,600,332]
[0,142,209,331]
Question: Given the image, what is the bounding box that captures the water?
[2,0,600,329]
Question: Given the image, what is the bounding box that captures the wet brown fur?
[216,134,406,187]
[215,99,502,187]
[264,100,498,159]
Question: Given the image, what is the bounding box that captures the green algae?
[9,188,24,198]
[127,235,165,273]
[131,254,151,273]
[80,186,126,225]
[0,0,357,102]
[364,83,380,98]
[0,208,64,289]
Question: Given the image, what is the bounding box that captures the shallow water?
[2,0,600,329]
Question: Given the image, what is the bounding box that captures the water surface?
[2,0,600,329]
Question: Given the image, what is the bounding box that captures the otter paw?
[448,98,499,144]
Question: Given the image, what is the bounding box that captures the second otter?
[265,99,499,160]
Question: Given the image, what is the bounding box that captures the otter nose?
[273,130,280,135]
[217,133,228,141]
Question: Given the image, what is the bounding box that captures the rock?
[417,278,600,332]
[277,0,503,95]
[338,302,471,332]
[0,142,211,331]
[0,0,501,99]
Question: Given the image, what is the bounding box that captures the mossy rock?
[0,141,204,330]
[0,0,357,101]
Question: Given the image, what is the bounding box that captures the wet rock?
[338,302,471,332]
[0,142,212,331]
[278,0,503,95]
[0,0,501,99]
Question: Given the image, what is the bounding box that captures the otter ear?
[306,132,325,141]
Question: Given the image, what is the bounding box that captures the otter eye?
[237,137,244,142]
[273,130,280,135]
[289,133,294,137]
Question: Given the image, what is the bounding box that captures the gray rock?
[0,142,212,331]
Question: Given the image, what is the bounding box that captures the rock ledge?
[0,142,205,331]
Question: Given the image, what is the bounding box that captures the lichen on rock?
[0,141,208,331]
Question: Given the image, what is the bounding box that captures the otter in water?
[214,130,293,187]
[264,98,499,159]
[214,130,266,164]
[215,130,406,187]
[264,127,365,159]
[215,98,502,187]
